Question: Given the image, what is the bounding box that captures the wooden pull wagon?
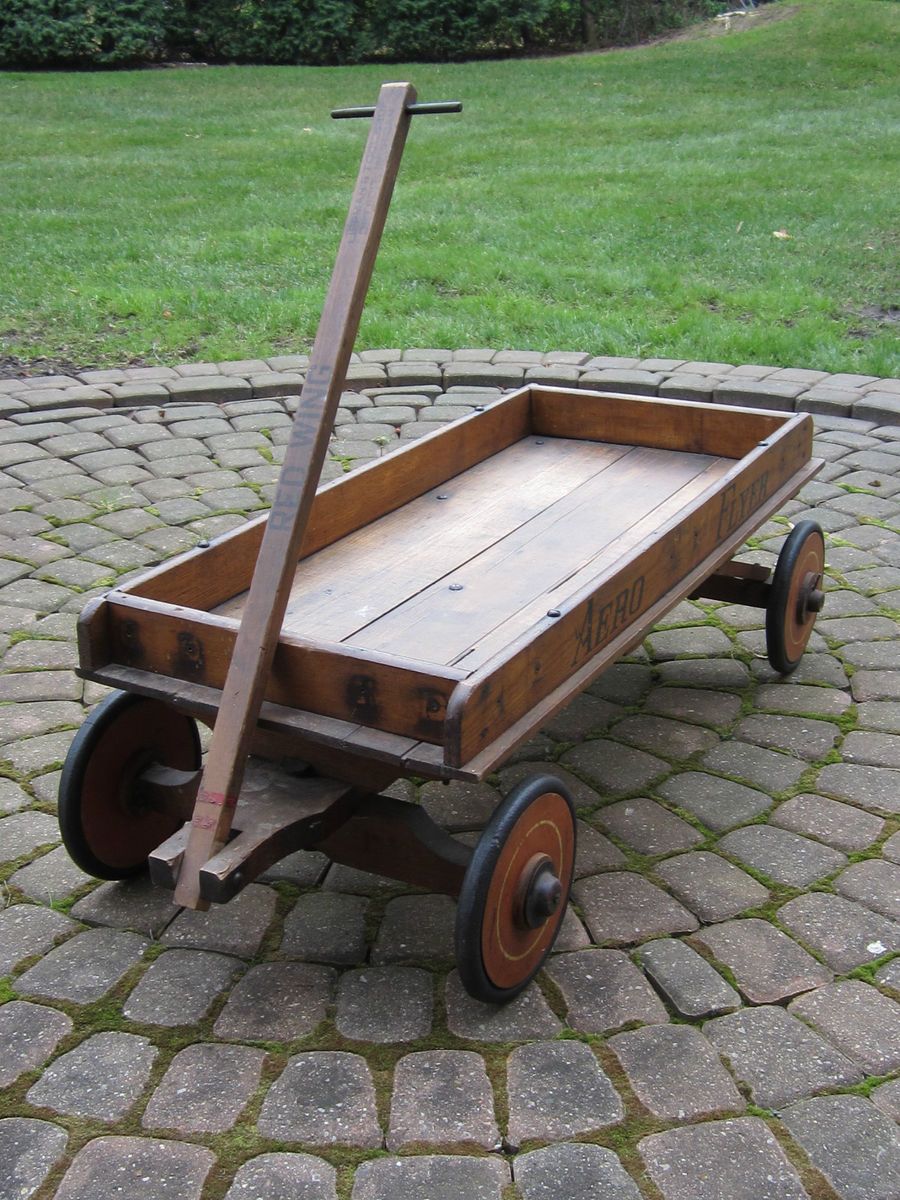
[59,84,825,1003]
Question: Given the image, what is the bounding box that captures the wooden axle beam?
[143,754,470,904]
[691,559,772,608]
[315,794,471,897]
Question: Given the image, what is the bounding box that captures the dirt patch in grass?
[656,3,802,46]
[844,305,900,341]
[0,353,191,380]
[0,355,85,380]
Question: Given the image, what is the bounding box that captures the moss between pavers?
[0,842,62,888]
[1,941,876,1200]
[535,972,567,1024]
[846,951,899,989]
[6,876,97,916]
[0,761,29,786]
[5,924,727,1199]
[678,938,746,1001]
[769,1121,844,1200]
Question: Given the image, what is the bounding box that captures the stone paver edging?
[1,348,899,1200]
[2,349,900,426]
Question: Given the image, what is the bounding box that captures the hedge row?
[0,1,722,68]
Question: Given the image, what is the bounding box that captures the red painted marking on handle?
[196,792,237,811]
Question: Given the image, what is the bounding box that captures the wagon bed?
[77,383,819,783]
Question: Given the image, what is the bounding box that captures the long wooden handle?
[173,82,417,908]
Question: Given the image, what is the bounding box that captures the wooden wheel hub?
[515,853,562,929]
[797,572,825,621]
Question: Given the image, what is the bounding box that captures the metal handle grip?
[332,100,462,120]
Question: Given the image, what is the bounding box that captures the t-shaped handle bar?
[332,100,462,119]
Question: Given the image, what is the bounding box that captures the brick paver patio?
[1,349,899,1199]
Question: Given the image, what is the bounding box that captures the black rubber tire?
[58,690,201,880]
[766,519,825,675]
[455,773,576,1005]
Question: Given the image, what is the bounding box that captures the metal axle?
[332,100,462,120]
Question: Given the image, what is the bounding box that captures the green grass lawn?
[0,0,897,375]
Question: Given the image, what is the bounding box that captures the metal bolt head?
[807,587,826,613]
[798,572,826,619]
[523,864,562,928]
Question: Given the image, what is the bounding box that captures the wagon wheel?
[59,690,201,879]
[455,774,576,1005]
[766,520,826,675]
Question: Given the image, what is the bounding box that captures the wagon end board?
[78,591,464,746]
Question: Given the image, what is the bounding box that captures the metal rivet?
[198,539,210,548]
[450,583,464,592]
[535,439,545,445]
[474,405,485,412]
[436,493,449,500]
[547,609,561,618]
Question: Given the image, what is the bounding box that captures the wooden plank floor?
[214,436,733,669]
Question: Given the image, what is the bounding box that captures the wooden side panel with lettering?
[443,463,822,782]
[445,413,814,768]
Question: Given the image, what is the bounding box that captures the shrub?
[0,0,726,68]
[160,0,364,65]
[0,0,167,67]
[236,0,362,65]
[365,0,566,61]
